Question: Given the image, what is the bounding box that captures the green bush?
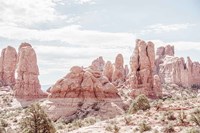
[190,108,200,126]
[20,103,56,133]
[139,121,151,133]
[128,94,150,114]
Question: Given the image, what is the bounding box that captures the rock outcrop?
[90,56,105,72]
[112,54,125,86]
[0,46,17,86]
[156,45,200,87]
[14,43,47,99]
[49,65,119,99]
[103,61,113,82]
[128,39,161,98]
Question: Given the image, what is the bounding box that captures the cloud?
[76,0,96,4]
[139,23,195,35]
[0,24,135,48]
[0,0,66,26]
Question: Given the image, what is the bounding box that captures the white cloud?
[139,23,195,35]
[150,40,200,51]
[76,0,96,4]
[0,24,135,48]
[0,0,66,26]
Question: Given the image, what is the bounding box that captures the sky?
[0,0,200,87]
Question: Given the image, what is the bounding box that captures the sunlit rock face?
[0,46,17,86]
[128,39,161,98]
[49,60,120,99]
[14,43,47,99]
[156,45,200,87]
[112,54,125,86]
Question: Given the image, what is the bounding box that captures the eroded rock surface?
[0,46,17,86]
[49,65,119,99]
[128,39,161,98]
[155,45,200,87]
[14,43,47,99]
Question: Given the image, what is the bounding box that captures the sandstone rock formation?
[0,46,17,86]
[128,39,161,98]
[14,43,47,99]
[124,65,129,78]
[156,45,200,87]
[49,65,119,99]
[90,56,105,71]
[112,54,125,86]
[103,61,113,82]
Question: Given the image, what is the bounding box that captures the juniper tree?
[20,103,56,133]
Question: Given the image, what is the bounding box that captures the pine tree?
[20,103,56,133]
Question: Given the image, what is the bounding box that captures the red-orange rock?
[90,56,105,71]
[49,61,119,99]
[112,54,125,86]
[128,39,161,98]
[103,61,113,82]
[14,43,47,99]
[0,46,17,86]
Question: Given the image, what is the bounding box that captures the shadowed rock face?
[14,43,47,99]
[49,64,119,100]
[128,39,162,98]
[0,46,17,86]
[156,45,200,87]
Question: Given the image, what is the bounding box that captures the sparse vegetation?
[20,103,56,133]
[187,127,200,133]
[128,94,150,114]
[163,123,175,133]
[190,108,200,126]
[138,121,151,133]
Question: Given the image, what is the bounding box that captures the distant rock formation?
[103,61,113,82]
[0,46,17,86]
[14,43,47,99]
[128,39,162,98]
[49,64,119,99]
[112,54,125,86]
[90,56,105,72]
[156,45,200,87]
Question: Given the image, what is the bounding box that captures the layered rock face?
[14,43,47,99]
[156,45,200,87]
[112,54,125,86]
[0,46,17,86]
[49,65,119,99]
[128,39,162,98]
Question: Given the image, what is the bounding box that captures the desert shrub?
[0,119,8,127]
[139,121,151,133]
[178,110,187,124]
[190,108,200,126]
[20,103,56,133]
[66,117,98,132]
[124,116,132,125]
[128,94,150,114]
[163,123,175,133]
[166,111,176,121]
[105,124,120,133]
[187,128,200,133]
